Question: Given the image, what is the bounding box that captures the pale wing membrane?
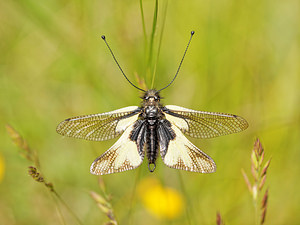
[164,105,248,139]
[159,122,216,173]
[56,106,140,141]
[90,123,145,175]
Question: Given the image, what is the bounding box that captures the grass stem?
[147,0,158,84]
[177,171,193,225]
[127,167,142,225]
[51,193,67,225]
[139,0,147,45]
[151,0,168,89]
[53,190,84,225]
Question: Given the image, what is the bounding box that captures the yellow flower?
[138,177,184,219]
[0,154,5,182]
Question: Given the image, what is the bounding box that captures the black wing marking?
[90,122,145,175]
[163,105,248,139]
[56,106,141,141]
[158,120,216,173]
[157,120,176,158]
[129,119,147,157]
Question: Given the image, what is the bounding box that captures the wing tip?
[56,123,63,134]
[201,162,217,173]
[56,120,68,135]
[231,114,249,132]
[206,165,217,173]
[237,115,249,131]
[90,161,101,175]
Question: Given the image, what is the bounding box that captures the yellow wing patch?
[90,123,144,175]
[161,124,216,173]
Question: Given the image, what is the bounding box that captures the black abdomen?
[146,124,158,172]
[144,104,162,172]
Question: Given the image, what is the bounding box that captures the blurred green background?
[0,0,299,224]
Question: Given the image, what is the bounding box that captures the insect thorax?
[141,89,164,121]
[139,89,165,171]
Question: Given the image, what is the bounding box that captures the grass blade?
[147,0,159,84]
[151,0,168,89]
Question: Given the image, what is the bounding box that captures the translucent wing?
[90,123,145,175]
[56,106,140,141]
[159,121,216,173]
[163,105,248,139]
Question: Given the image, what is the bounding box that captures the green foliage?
[0,0,299,224]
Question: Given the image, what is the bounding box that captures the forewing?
[56,106,140,141]
[159,122,216,173]
[90,122,145,175]
[164,105,248,139]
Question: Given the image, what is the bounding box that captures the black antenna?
[158,31,195,92]
[101,35,146,92]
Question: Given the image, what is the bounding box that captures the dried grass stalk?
[6,124,83,225]
[90,191,117,225]
[216,211,225,225]
[242,138,271,225]
[6,124,39,167]
[90,178,118,225]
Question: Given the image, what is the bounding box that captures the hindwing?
[90,121,146,175]
[158,119,216,173]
